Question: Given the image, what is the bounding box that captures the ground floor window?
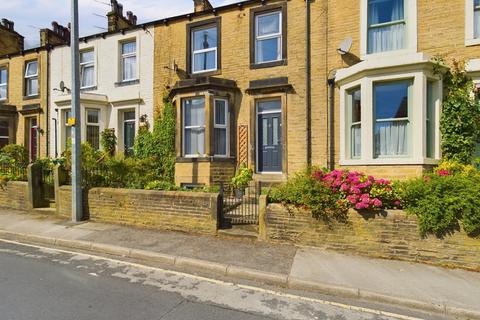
[214,99,228,157]
[0,118,10,148]
[86,109,100,150]
[64,109,72,149]
[347,88,361,159]
[123,111,135,157]
[183,97,205,157]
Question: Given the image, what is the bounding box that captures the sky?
[0,0,238,49]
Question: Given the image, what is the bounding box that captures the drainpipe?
[305,0,312,168]
[46,47,50,158]
[327,77,335,171]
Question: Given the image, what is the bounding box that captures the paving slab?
[290,247,480,313]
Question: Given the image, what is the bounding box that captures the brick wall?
[0,181,29,211]
[265,204,480,271]
[58,186,220,235]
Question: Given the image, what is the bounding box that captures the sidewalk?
[0,209,479,319]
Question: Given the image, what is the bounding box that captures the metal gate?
[41,166,55,203]
[220,181,260,225]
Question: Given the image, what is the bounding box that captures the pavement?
[0,209,479,319]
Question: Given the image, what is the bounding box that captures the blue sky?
[1,0,237,49]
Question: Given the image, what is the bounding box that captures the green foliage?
[101,128,117,156]
[269,169,348,221]
[134,98,176,182]
[231,164,253,189]
[434,160,479,177]
[145,180,179,191]
[0,144,29,166]
[436,59,480,164]
[62,142,101,170]
[400,173,480,237]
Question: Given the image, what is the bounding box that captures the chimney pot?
[193,0,213,13]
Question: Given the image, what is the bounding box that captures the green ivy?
[100,128,117,157]
[436,59,480,164]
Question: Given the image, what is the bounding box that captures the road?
[0,240,431,320]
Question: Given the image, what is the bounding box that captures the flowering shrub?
[311,169,401,211]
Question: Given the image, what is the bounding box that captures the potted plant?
[231,164,253,198]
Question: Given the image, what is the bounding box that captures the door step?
[32,207,57,215]
[218,225,259,240]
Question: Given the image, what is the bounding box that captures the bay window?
[80,50,95,89]
[0,119,10,148]
[183,97,205,157]
[348,88,362,158]
[0,68,7,100]
[192,26,218,74]
[86,109,100,150]
[121,41,137,81]
[25,61,38,97]
[426,81,435,158]
[214,99,228,157]
[64,109,72,148]
[373,80,411,157]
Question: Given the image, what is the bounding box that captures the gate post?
[54,165,67,214]
[27,163,43,209]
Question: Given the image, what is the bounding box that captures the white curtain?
[185,129,205,155]
[184,99,205,155]
[375,121,408,156]
[351,124,361,158]
[123,56,136,81]
[368,0,405,53]
[81,65,94,87]
[475,9,480,38]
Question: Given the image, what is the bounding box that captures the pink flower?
[346,195,358,204]
[438,170,450,176]
[355,202,369,210]
[393,200,401,207]
[340,184,349,191]
[372,198,383,208]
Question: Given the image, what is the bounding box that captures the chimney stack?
[107,0,137,32]
[40,21,70,47]
[193,0,213,13]
[0,18,24,55]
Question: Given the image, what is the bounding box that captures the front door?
[257,112,282,173]
[27,117,38,162]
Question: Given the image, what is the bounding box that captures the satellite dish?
[59,81,66,92]
[337,37,353,55]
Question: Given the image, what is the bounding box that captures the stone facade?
[264,204,480,271]
[0,181,29,211]
[57,186,220,235]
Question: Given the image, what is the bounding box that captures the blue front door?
[258,112,282,173]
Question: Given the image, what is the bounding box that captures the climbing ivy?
[435,59,480,164]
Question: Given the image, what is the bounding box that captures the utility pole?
[71,0,82,222]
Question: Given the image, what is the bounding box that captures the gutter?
[306,0,312,167]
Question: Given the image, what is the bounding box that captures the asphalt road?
[0,240,429,320]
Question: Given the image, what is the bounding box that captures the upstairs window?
[80,50,95,89]
[25,61,38,97]
[0,68,7,100]
[255,11,282,64]
[121,41,137,81]
[192,26,218,74]
[86,109,100,150]
[367,0,405,54]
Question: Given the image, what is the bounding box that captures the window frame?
[24,60,39,97]
[120,40,137,82]
[0,117,12,148]
[466,0,480,46]
[63,109,72,150]
[250,3,288,69]
[347,87,362,159]
[213,98,229,158]
[182,97,206,158]
[191,25,218,74]
[360,0,417,59]
[0,67,7,101]
[255,11,282,64]
[85,108,101,150]
[80,49,95,89]
[186,18,221,76]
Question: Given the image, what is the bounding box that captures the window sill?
[23,95,39,101]
[359,48,416,61]
[80,86,97,92]
[115,79,140,87]
[250,59,287,70]
[465,38,480,47]
[189,70,221,78]
[340,158,440,166]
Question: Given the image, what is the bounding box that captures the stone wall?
[0,181,29,211]
[264,204,480,271]
[57,186,220,235]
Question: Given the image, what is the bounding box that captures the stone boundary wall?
[58,186,220,235]
[264,203,480,271]
[0,181,30,211]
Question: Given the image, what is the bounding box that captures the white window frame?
[255,11,282,64]
[120,40,137,81]
[466,0,480,46]
[360,0,417,59]
[339,70,441,166]
[63,109,72,150]
[80,49,95,89]
[25,61,39,97]
[85,108,101,150]
[214,98,229,157]
[347,87,362,159]
[183,97,206,158]
[0,67,7,101]
[191,26,218,74]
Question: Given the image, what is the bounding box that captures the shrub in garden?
[400,169,480,237]
[231,164,253,189]
[100,128,117,156]
[0,144,28,167]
